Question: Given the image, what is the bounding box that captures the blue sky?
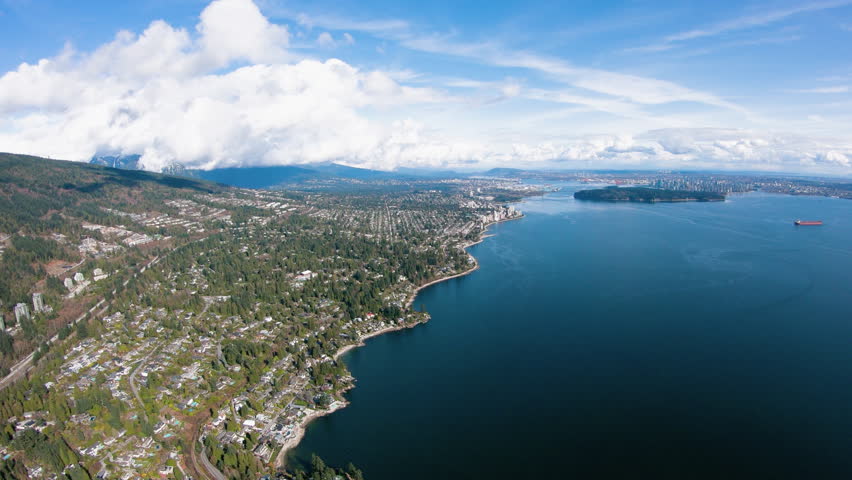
[1,0,851,173]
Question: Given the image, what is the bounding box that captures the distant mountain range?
[192,163,400,188]
[90,155,190,177]
[88,155,457,189]
[90,154,143,170]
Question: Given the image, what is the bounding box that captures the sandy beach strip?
[273,401,347,468]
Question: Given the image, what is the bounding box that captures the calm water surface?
[292,187,852,479]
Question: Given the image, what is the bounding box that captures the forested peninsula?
[574,187,725,203]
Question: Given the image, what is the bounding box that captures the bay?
[291,186,852,479]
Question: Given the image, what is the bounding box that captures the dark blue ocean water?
[291,187,852,479]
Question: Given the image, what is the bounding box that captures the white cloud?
[291,11,409,34]
[352,127,852,173]
[820,150,850,166]
[317,32,335,48]
[315,31,354,49]
[788,85,849,93]
[197,0,290,65]
[627,33,802,57]
[0,0,450,172]
[642,128,852,171]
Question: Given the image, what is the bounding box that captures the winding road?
[197,437,228,480]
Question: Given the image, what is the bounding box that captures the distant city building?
[14,303,30,324]
[73,272,85,283]
[64,277,75,291]
[32,293,44,313]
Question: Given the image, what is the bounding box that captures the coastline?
[273,321,425,469]
[404,216,521,309]
[273,213,523,469]
[404,248,480,309]
[273,401,348,468]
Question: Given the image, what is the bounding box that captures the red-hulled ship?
[794,220,823,226]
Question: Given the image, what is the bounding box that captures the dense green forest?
[0,153,224,232]
[574,186,725,202]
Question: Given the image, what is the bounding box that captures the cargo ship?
[794,220,823,226]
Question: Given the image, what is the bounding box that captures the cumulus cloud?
[455,129,852,173]
[640,128,852,171]
[197,0,290,65]
[0,0,452,171]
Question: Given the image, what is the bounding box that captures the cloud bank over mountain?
[0,0,850,174]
